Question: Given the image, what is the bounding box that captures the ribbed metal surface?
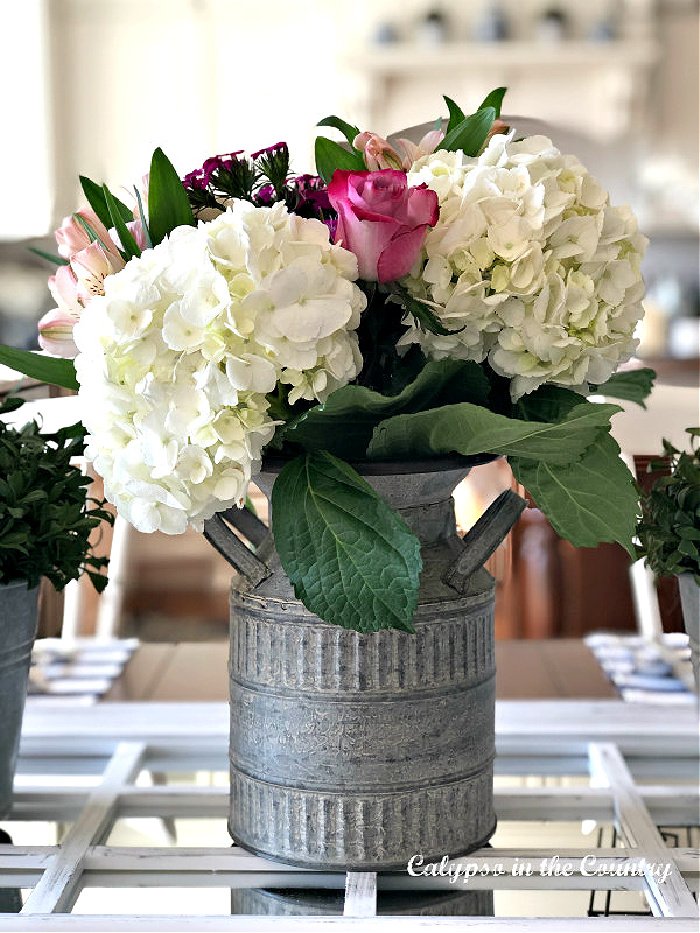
[229,464,500,869]
[0,582,39,818]
[231,886,495,917]
[230,596,494,694]
[229,766,495,870]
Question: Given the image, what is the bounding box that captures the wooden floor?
[105,639,618,702]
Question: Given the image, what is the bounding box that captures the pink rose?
[328,169,439,283]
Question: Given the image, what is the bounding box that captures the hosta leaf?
[591,368,656,408]
[368,399,621,464]
[271,451,422,632]
[148,147,195,246]
[315,136,365,183]
[281,359,489,458]
[0,345,78,391]
[511,433,638,557]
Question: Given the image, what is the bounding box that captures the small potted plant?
[0,398,113,817]
[637,428,700,691]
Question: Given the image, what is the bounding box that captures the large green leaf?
[317,115,360,146]
[515,385,588,422]
[147,147,195,246]
[591,368,656,408]
[282,360,490,458]
[271,451,422,632]
[314,136,365,184]
[0,346,78,392]
[79,175,132,229]
[29,248,69,267]
[441,107,496,155]
[368,399,621,464]
[443,95,465,135]
[103,185,141,259]
[478,87,507,118]
[511,433,638,556]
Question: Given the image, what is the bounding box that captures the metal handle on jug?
[203,506,271,588]
[443,489,526,594]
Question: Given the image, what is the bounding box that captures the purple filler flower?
[183,151,244,190]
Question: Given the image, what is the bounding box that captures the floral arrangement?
[2,88,655,632]
[637,429,700,584]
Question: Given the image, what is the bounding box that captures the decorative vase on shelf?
[677,575,699,692]
[0,582,39,819]
[209,458,524,870]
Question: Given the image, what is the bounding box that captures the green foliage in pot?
[0,398,114,591]
[637,428,700,584]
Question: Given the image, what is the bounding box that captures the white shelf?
[351,40,659,75]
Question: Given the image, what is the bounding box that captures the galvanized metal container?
[231,887,494,917]
[206,459,524,870]
[678,574,699,692]
[0,581,39,818]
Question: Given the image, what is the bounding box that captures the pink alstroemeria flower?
[353,132,404,171]
[328,169,439,283]
[71,241,125,303]
[393,129,445,169]
[354,129,445,172]
[54,208,123,267]
[38,265,83,357]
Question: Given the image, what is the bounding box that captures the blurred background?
[0,0,698,650]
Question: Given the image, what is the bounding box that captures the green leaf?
[443,95,465,135]
[147,147,195,246]
[478,86,507,118]
[368,399,621,464]
[0,346,78,391]
[516,385,588,422]
[441,107,496,155]
[271,451,422,632]
[389,284,464,337]
[317,115,360,146]
[314,136,365,184]
[29,247,69,267]
[511,433,639,556]
[103,185,141,259]
[591,368,656,408]
[282,360,490,458]
[79,175,132,228]
[134,185,152,248]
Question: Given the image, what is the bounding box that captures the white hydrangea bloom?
[74,202,365,534]
[404,133,647,399]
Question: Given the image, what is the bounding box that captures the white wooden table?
[1,701,698,931]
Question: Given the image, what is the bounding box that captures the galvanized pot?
[206,459,524,870]
[677,574,699,693]
[0,581,39,819]
[231,887,494,917]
